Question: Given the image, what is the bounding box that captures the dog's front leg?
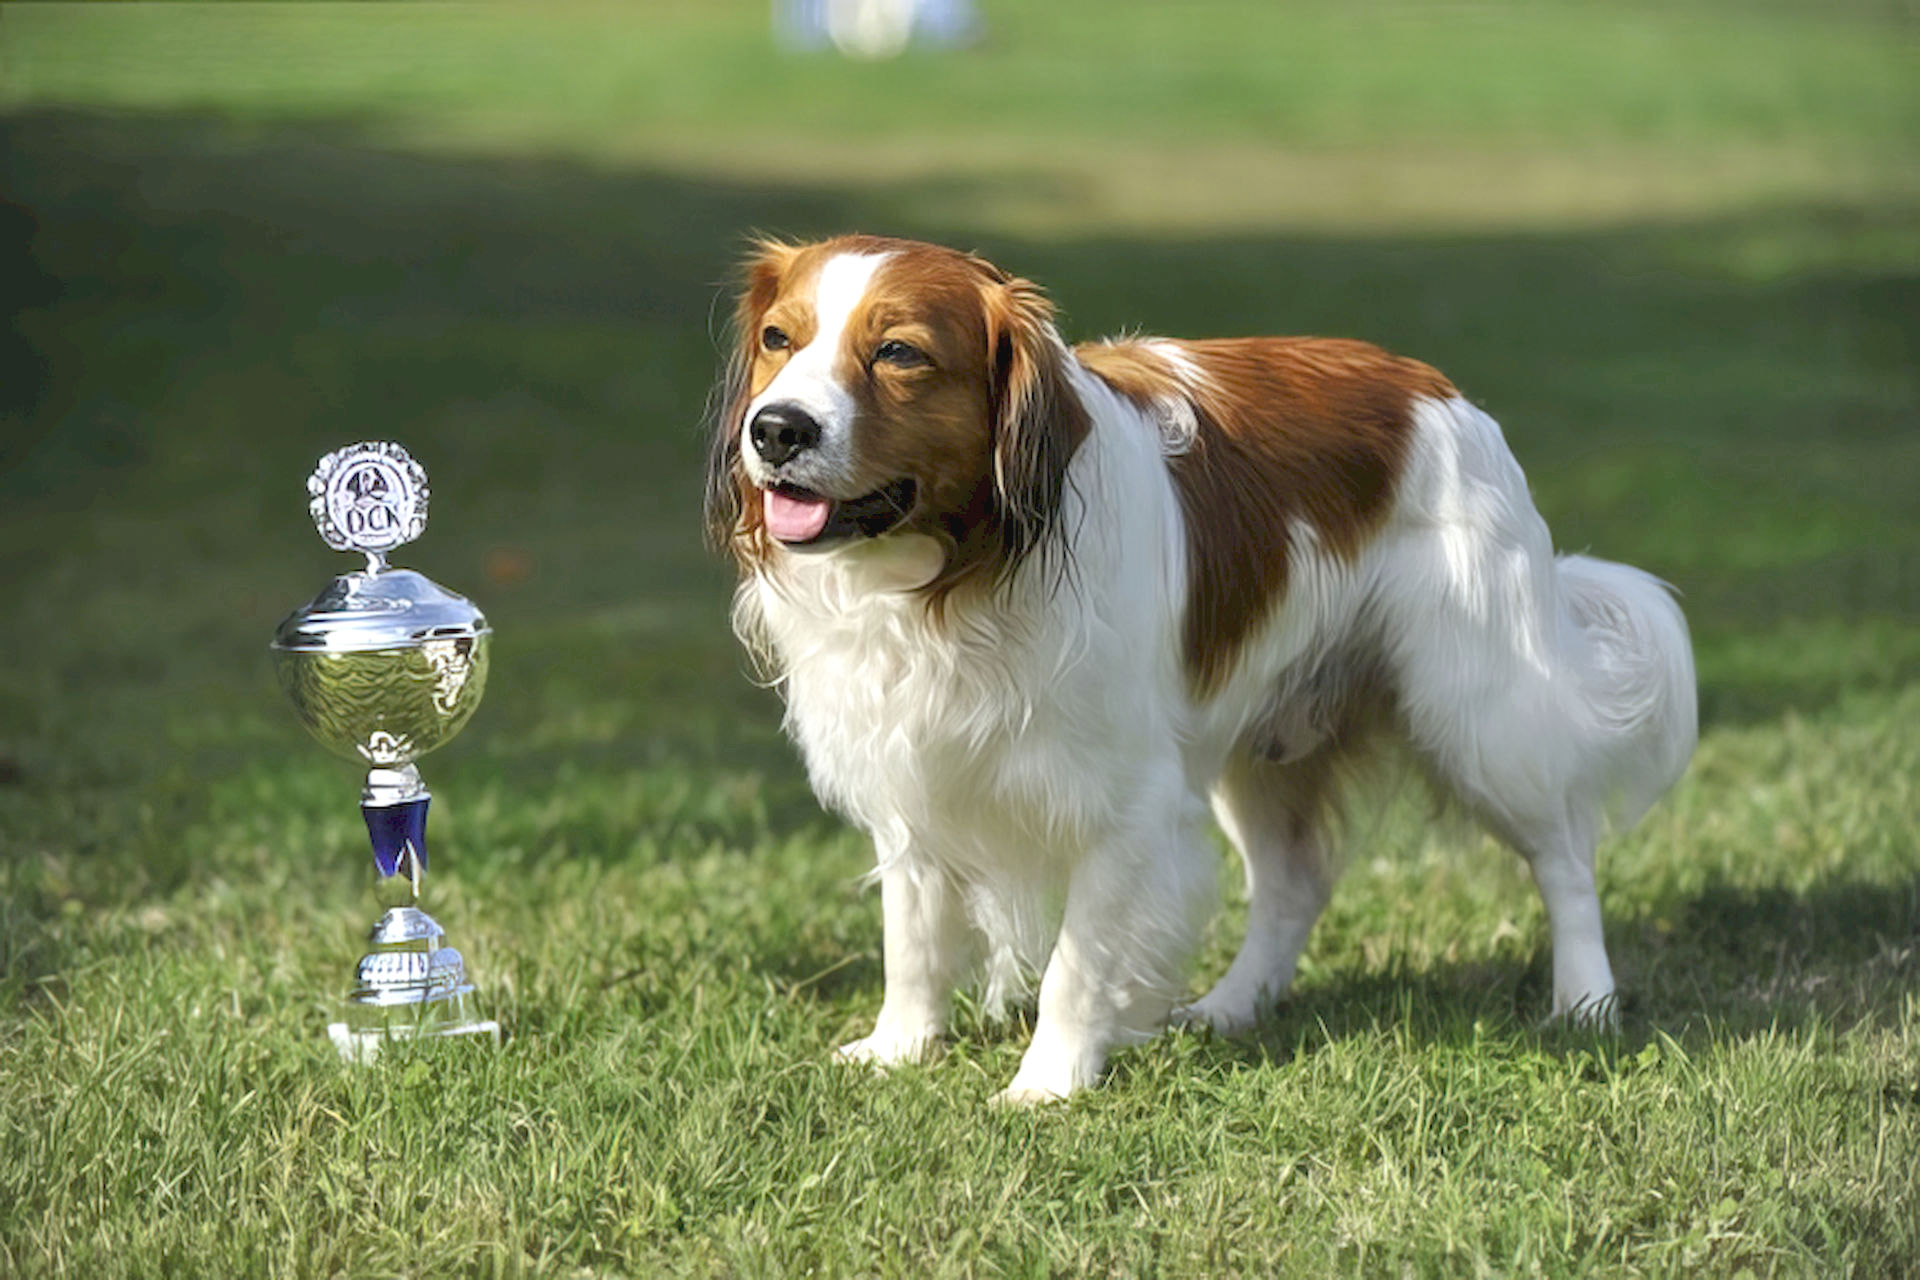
[836,859,969,1068]
[998,825,1210,1104]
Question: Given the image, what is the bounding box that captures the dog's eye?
[761,325,791,352]
[873,339,929,369]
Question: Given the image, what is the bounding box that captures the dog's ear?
[983,274,1089,582]
[705,238,799,558]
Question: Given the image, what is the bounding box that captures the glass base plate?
[327,1017,501,1065]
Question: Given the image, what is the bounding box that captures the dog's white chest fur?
[757,536,1151,873]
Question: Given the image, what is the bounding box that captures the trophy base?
[328,1015,501,1065]
[330,904,499,1065]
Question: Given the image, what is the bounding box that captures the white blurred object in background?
[775,0,982,58]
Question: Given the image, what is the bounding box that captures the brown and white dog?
[707,235,1695,1102]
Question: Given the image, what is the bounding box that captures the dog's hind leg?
[1393,648,1624,1024]
[1513,812,1616,1024]
[1176,748,1338,1035]
[1375,398,1692,1025]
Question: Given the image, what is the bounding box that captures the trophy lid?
[272,568,489,654]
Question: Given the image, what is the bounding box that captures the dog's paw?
[1543,990,1621,1032]
[834,1024,941,1070]
[993,1037,1100,1104]
[1171,995,1262,1036]
[989,1082,1069,1109]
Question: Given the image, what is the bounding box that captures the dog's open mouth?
[763,478,918,547]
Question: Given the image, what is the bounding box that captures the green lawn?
[2,2,1917,1275]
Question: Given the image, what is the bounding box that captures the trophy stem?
[364,764,430,906]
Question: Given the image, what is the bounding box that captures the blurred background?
[1,0,1915,957]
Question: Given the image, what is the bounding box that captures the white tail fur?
[1555,554,1698,832]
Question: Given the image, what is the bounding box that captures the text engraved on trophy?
[330,458,407,548]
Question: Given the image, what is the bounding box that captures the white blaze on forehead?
[810,251,893,353]
[742,251,892,480]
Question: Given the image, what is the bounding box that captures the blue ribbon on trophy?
[364,789,429,882]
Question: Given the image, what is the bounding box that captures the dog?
[706,235,1696,1103]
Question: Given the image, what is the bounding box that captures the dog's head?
[706,235,1088,595]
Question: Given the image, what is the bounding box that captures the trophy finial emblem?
[308,441,430,569]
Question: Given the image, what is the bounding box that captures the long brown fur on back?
[1079,337,1456,692]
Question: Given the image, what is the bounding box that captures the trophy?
[271,442,500,1061]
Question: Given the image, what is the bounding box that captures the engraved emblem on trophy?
[271,441,500,1060]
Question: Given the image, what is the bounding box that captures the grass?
[2,1,1918,1274]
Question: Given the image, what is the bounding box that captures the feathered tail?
[1556,553,1698,830]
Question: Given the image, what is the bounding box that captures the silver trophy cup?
[271,442,500,1061]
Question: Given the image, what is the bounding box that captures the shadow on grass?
[1182,871,1920,1081]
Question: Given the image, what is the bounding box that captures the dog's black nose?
[748,404,822,469]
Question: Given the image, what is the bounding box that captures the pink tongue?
[764,489,832,543]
